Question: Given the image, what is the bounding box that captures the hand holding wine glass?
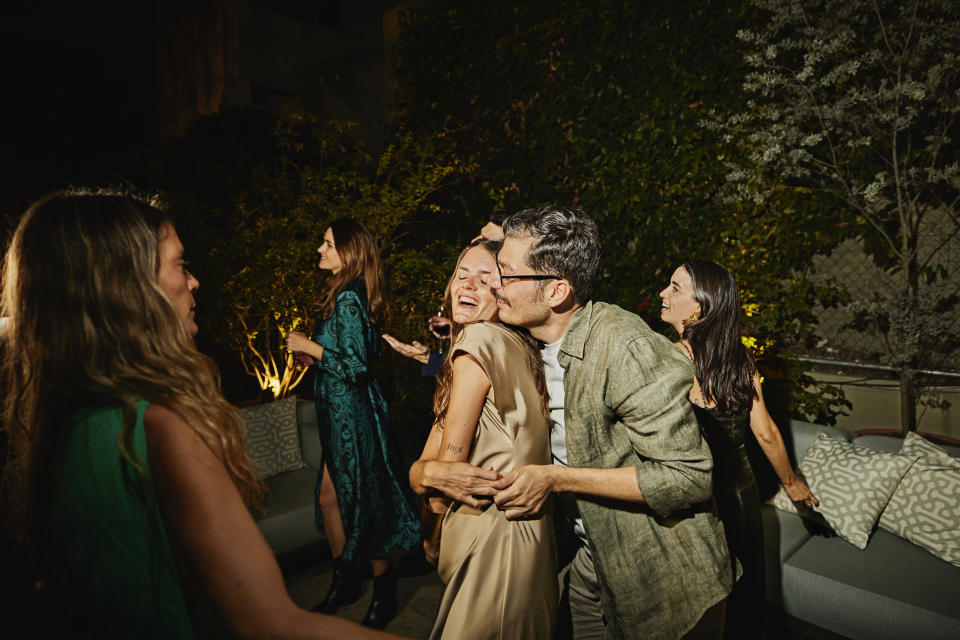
[429,306,451,341]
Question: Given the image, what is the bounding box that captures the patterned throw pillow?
[770,432,917,549]
[878,432,960,566]
[240,396,305,478]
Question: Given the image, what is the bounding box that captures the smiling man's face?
[494,235,553,330]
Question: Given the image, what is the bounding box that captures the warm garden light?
[245,320,308,400]
[252,347,307,400]
[253,344,307,400]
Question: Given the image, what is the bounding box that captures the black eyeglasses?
[500,273,560,288]
[498,274,560,282]
[496,261,560,285]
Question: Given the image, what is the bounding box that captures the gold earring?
[681,310,701,329]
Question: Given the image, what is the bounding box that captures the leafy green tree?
[393,0,849,421]
[148,0,854,425]
[394,1,750,307]
[710,0,960,430]
[157,105,474,402]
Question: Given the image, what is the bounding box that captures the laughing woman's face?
[450,246,499,325]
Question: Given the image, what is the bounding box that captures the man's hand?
[422,461,501,509]
[382,334,431,364]
[492,465,554,520]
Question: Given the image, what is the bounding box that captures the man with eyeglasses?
[490,206,733,640]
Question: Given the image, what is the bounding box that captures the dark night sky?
[0,1,157,217]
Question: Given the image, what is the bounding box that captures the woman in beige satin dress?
[409,239,557,640]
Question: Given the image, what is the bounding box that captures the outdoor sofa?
[240,396,326,557]
[238,397,960,639]
[761,419,960,639]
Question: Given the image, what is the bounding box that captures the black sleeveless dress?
[694,405,765,639]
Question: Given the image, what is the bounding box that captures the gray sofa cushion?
[762,505,816,563]
[296,399,323,471]
[781,529,960,640]
[761,505,815,607]
[850,433,902,453]
[852,433,960,459]
[256,468,323,555]
[937,441,960,458]
[250,400,325,556]
[782,419,853,460]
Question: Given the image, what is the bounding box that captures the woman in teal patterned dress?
[287,219,419,630]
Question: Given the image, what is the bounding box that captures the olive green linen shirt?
[559,301,735,639]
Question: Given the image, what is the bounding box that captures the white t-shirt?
[541,338,590,551]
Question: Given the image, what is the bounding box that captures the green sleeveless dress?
[48,399,226,638]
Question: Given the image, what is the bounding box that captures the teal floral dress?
[311,279,419,561]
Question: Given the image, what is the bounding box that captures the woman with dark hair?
[2,191,402,639]
[660,259,818,639]
[408,239,557,640]
[286,219,419,630]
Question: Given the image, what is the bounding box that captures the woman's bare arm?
[409,426,499,509]
[408,353,499,509]
[145,404,406,640]
[748,374,819,506]
[409,422,443,496]
[436,353,488,463]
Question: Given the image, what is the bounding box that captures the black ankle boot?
[313,556,362,614]
[362,563,398,630]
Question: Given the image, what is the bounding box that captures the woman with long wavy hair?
[409,239,557,640]
[660,259,818,639]
[1,192,401,639]
[286,219,419,630]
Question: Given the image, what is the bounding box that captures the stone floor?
[282,553,835,640]
[284,554,442,638]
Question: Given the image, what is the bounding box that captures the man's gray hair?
[502,206,601,304]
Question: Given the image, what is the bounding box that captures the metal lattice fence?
[803,213,960,376]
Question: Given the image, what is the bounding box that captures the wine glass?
[431,303,451,352]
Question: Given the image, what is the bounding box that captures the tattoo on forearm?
[446,443,462,455]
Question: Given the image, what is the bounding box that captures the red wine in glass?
[433,304,450,352]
